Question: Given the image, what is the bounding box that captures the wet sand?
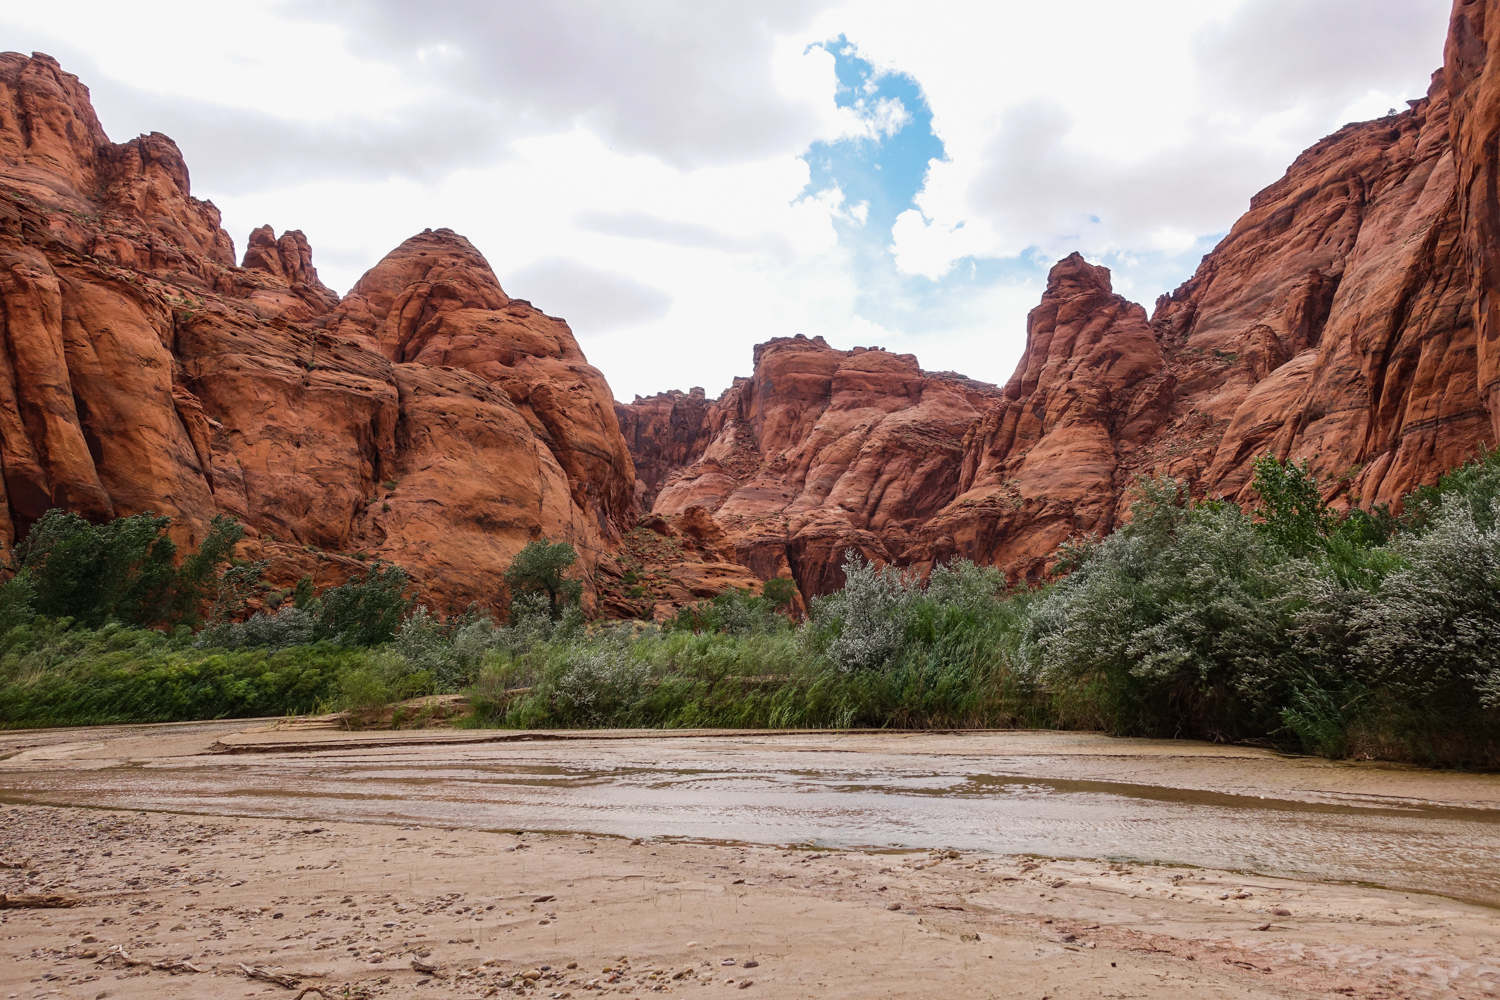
[1,723,1498,998]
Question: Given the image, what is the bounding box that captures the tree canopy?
[504,539,582,619]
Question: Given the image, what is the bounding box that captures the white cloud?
[501,258,672,332]
[860,95,911,138]
[823,0,1449,284]
[0,0,1454,401]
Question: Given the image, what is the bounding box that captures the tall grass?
[0,619,359,727]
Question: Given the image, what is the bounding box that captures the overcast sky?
[1,0,1450,400]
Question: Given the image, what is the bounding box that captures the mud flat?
[1,724,1498,998]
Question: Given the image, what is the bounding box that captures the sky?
[0,0,1451,400]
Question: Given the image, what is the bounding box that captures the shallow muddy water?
[2,727,1498,905]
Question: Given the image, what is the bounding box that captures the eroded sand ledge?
[1,724,1498,998]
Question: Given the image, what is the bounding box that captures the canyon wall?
[0,52,635,612]
[5,0,1500,618]
[620,0,1500,596]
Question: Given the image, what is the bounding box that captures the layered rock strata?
[0,52,634,612]
[8,0,1500,615]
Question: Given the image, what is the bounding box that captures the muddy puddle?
[2,727,1498,905]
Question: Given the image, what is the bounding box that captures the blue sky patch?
[803,36,946,238]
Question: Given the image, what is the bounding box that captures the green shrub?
[1402,447,1500,533]
[10,510,248,629]
[1022,455,1500,763]
[7,452,1498,769]
[762,576,798,610]
[667,587,792,637]
[311,563,413,646]
[1023,490,1305,740]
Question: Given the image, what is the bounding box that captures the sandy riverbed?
[1,723,1498,999]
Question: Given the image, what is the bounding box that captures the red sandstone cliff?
[615,337,1002,597]
[0,52,634,612]
[619,0,1500,595]
[921,46,1489,583]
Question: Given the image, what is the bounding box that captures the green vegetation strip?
[1,451,1498,769]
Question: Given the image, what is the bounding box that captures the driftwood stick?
[0,892,80,909]
[238,963,302,988]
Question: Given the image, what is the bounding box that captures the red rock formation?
[915,253,1172,580]
[614,386,716,509]
[327,230,634,541]
[0,51,634,613]
[618,335,1002,598]
[1448,0,1500,441]
[240,224,339,319]
[911,11,1498,582]
[10,0,1500,616]
[623,0,1500,592]
[593,505,772,621]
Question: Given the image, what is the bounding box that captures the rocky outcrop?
[915,253,1172,580]
[1448,0,1500,442]
[10,0,1500,616]
[327,231,635,541]
[614,386,716,509]
[911,14,1500,582]
[618,336,1002,598]
[0,51,634,613]
[1141,67,1479,511]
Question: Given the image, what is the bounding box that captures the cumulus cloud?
[291,0,841,167]
[855,95,911,139]
[1195,0,1450,116]
[502,257,672,334]
[874,0,1449,283]
[0,0,1460,399]
[93,84,505,193]
[930,99,1274,263]
[574,209,796,260]
[6,0,845,194]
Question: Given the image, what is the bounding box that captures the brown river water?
[2,724,1498,906]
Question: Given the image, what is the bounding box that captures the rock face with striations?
[615,337,1002,597]
[914,253,1171,580]
[0,51,634,612]
[920,46,1490,582]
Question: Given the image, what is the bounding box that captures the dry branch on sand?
[238,963,301,988]
[94,944,202,973]
[0,892,79,908]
